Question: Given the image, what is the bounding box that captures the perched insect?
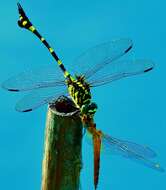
[2,3,164,189]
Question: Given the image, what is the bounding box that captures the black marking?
[59,64,66,72]
[33,30,42,39]
[33,31,60,62]
[17,3,67,75]
[51,52,59,62]
[33,30,60,61]
[22,109,33,112]
[17,3,27,18]
[17,3,32,30]
[18,20,32,29]
[42,39,50,49]
[125,45,132,53]
[144,67,153,73]
[8,89,19,92]
[17,21,24,28]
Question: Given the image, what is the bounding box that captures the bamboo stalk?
[41,96,82,190]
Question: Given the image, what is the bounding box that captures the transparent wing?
[71,38,133,78]
[101,134,164,172]
[85,132,164,172]
[101,134,156,158]
[15,86,67,112]
[85,132,156,158]
[88,59,154,87]
[2,65,65,92]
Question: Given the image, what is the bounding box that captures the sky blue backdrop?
[0,0,165,189]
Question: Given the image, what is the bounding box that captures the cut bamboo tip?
[41,96,83,190]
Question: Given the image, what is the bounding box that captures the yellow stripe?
[84,98,90,103]
[64,71,70,77]
[20,16,23,20]
[57,60,62,65]
[75,91,78,98]
[68,86,72,93]
[29,26,35,32]
[74,92,78,103]
[49,47,54,53]
[41,37,45,42]
[79,83,83,87]
[22,21,28,26]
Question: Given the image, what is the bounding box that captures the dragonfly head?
[81,102,98,116]
[88,102,98,114]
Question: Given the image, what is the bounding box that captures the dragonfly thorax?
[66,75,97,116]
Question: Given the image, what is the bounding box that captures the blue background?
[0,0,165,189]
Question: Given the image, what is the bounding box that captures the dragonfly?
[2,3,164,189]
